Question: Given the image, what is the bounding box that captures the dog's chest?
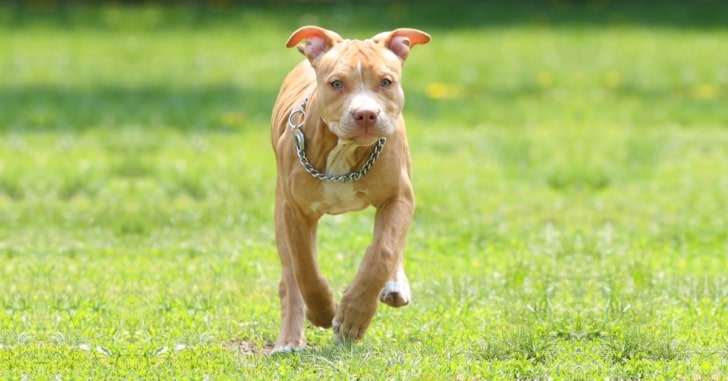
[311,183,370,215]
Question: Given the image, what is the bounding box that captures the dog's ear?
[371,28,431,61]
[286,26,344,62]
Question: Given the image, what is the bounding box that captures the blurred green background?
[1,1,727,379]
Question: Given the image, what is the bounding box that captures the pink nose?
[352,108,379,126]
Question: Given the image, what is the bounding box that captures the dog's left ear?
[371,28,431,61]
[286,26,344,63]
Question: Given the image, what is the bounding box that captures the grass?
[1,1,728,379]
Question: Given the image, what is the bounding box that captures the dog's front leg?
[274,200,337,352]
[273,245,305,352]
[281,201,338,328]
[333,197,414,343]
[273,198,306,352]
[379,261,411,308]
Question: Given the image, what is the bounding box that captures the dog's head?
[287,26,430,146]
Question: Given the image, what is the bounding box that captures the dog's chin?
[335,128,390,147]
[342,134,383,147]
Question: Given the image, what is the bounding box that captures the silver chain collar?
[287,96,387,183]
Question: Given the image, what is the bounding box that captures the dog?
[269,25,430,352]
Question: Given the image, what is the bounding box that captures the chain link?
[287,96,387,183]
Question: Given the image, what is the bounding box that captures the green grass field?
[1,2,727,379]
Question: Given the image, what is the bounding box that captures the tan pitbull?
[270,25,430,352]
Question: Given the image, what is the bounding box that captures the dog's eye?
[380,79,393,87]
[331,80,344,89]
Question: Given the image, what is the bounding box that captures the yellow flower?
[425,82,463,100]
[537,70,554,88]
[603,70,621,88]
[691,84,719,100]
[219,112,246,127]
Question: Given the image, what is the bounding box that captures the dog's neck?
[325,139,364,176]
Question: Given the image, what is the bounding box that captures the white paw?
[379,280,410,307]
[332,318,343,344]
[271,345,305,354]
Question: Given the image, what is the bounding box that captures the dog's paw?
[332,316,366,344]
[305,300,337,328]
[272,334,306,354]
[271,344,305,354]
[271,340,306,354]
[332,299,376,344]
[379,280,410,308]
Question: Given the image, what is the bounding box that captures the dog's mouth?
[345,119,398,145]
[329,123,388,147]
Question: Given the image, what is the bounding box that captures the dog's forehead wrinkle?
[343,41,381,62]
[357,60,363,87]
[323,41,399,79]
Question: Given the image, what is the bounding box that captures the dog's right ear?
[286,26,343,63]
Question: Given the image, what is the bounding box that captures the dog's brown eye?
[331,80,344,89]
[380,79,393,87]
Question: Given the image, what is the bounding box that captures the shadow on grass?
[0,84,280,132]
[2,81,726,133]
